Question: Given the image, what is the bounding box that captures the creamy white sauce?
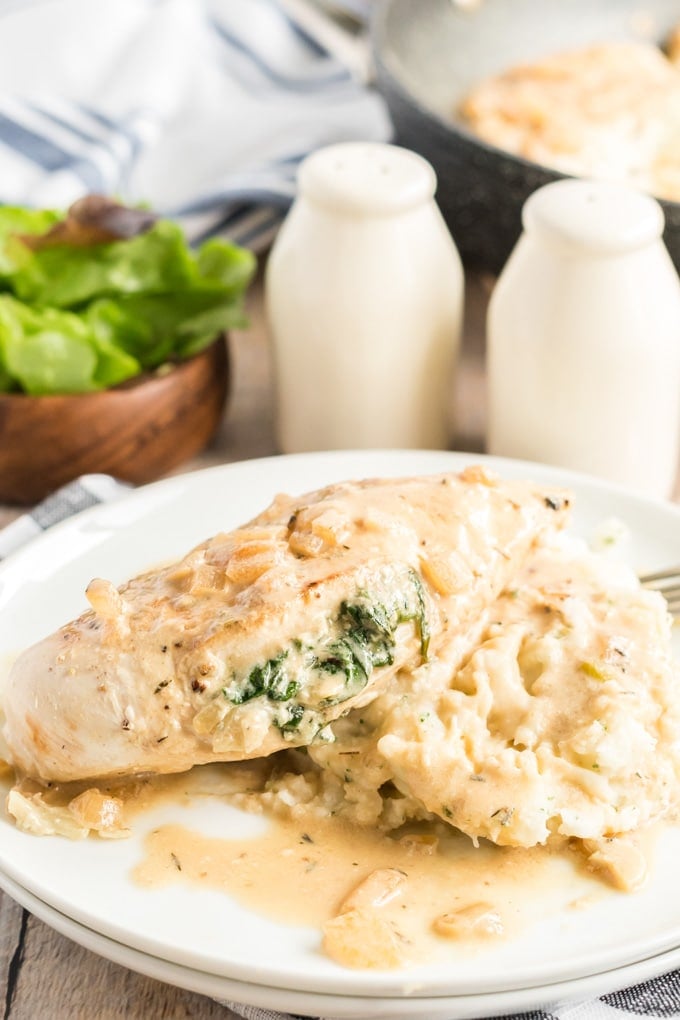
[129,766,608,969]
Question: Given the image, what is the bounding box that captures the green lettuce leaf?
[10,220,196,308]
[0,296,97,394]
[0,202,256,395]
[0,207,61,279]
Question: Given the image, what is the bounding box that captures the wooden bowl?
[0,337,229,505]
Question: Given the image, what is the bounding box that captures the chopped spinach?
[276,702,306,733]
[315,568,429,705]
[227,651,300,705]
[222,566,430,738]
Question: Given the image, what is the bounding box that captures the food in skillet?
[460,39,680,202]
[2,467,568,784]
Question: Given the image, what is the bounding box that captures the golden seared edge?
[3,467,569,783]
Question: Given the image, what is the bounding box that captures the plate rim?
[2,864,680,1020]
[2,447,679,578]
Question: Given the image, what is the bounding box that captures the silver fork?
[640,567,680,617]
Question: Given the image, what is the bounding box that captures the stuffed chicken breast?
[3,467,568,783]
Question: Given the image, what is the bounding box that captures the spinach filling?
[228,651,299,705]
[316,569,430,704]
[221,566,430,738]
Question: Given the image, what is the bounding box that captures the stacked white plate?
[1,450,680,1020]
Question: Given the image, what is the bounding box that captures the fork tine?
[644,583,680,595]
[640,566,680,586]
[637,569,680,616]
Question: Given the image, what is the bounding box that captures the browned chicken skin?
[3,467,568,783]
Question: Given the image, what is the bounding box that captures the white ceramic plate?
[3,863,680,1020]
[1,451,680,1000]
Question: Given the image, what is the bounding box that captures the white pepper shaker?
[487,179,680,498]
[265,142,464,453]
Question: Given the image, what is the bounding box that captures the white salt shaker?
[265,142,464,452]
[487,179,680,498]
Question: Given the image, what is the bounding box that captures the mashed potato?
[238,533,680,864]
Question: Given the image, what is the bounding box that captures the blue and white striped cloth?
[0,0,389,250]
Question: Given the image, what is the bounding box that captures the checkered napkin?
[0,0,388,250]
[2,478,680,1020]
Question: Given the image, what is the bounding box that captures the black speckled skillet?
[371,0,680,273]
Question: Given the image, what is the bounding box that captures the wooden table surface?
[1,271,674,1018]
